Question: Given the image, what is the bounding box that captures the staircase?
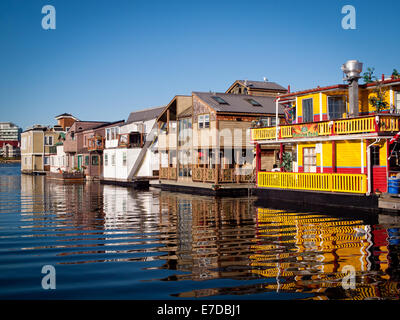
[127,123,158,180]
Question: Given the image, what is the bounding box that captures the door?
[303,147,316,173]
[77,155,82,170]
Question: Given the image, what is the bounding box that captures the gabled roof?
[126,106,165,124]
[178,106,192,118]
[193,92,284,115]
[226,80,287,93]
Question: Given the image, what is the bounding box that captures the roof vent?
[341,60,363,81]
[341,60,363,118]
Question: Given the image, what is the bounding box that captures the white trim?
[390,88,394,107]
[275,98,280,141]
[295,97,298,123]
[361,139,364,174]
[319,92,323,121]
[320,142,323,173]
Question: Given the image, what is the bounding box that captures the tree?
[392,69,400,79]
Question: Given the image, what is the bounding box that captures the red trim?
[0,141,19,148]
[278,78,400,100]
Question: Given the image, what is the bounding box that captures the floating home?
[251,60,400,214]
[157,80,288,195]
[102,106,164,188]
[20,113,77,174]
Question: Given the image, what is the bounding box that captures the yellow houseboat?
[251,60,400,214]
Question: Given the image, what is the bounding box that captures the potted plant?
[280,152,293,172]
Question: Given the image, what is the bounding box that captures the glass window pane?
[302,99,313,123]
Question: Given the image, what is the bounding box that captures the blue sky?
[1,0,399,129]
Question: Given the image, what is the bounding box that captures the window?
[198,114,209,129]
[65,127,70,132]
[104,154,108,166]
[271,117,277,126]
[122,152,127,166]
[111,154,116,166]
[211,96,229,104]
[204,114,210,128]
[44,136,53,146]
[303,147,316,173]
[44,156,50,165]
[328,96,346,120]
[106,129,110,141]
[302,98,313,123]
[85,156,89,166]
[198,115,204,129]
[245,98,262,107]
[371,146,380,166]
[92,155,99,166]
[169,121,177,133]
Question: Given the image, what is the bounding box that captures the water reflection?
[1,165,400,299]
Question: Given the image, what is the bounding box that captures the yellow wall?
[296,86,396,119]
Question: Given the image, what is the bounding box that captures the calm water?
[0,163,400,300]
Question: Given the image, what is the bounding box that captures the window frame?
[327,96,347,120]
[302,98,314,123]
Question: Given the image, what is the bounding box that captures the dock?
[379,194,400,212]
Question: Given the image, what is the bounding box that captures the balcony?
[251,115,400,142]
[87,137,104,151]
[257,172,367,194]
[118,133,144,148]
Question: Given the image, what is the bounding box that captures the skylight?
[211,96,229,104]
[245,98,262,106]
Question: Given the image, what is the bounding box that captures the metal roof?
[126,106,165,123]
[193,92,284,115]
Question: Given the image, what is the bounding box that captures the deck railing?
[87,137,105,151]
[251,115,400,141]
[160,167,177,180]
[257,172,367,194]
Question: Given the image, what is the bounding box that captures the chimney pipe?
[341,60,363,118]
